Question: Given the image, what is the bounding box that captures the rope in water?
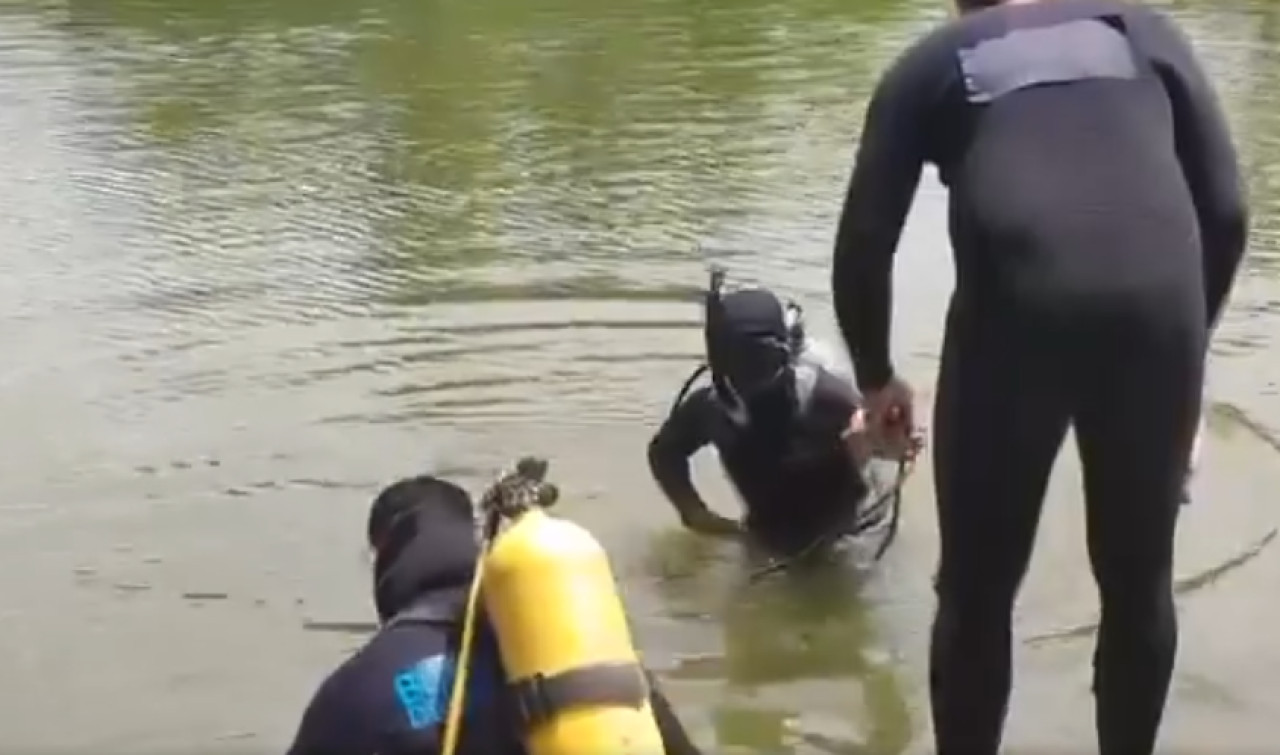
[748,453,917,582]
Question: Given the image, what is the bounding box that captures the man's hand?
[864,374,915,432]
[862,375,918,459]
[844,404,923,465]
[681,507,744,537]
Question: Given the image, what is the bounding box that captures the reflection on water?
[0,0,1278,750]
[648,534,911,754]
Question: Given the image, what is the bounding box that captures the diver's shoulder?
[290,652,382,754]
[306,639,387,708]
[326,622,449,697]
[795,341,860,414]
[810,367,860,412]
[681,383,717,403]
[796,339,855,385]
[669,384,720,420]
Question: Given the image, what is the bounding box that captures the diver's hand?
[681,508,744,537]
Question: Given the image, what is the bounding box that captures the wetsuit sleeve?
[832,36,947,392]
[647,388,715,525]
[645,669,704,755]
[1132,9,1249,326]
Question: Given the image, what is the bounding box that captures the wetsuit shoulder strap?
[507,662,650,732]
[384,599,459,629]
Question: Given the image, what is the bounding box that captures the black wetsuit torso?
[286,591,517,755]
[831,2,1248,754]
[649,363,867,555]
[834,0,1246,383]
[286,507,703,755]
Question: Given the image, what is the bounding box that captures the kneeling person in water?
[648,269,916,556]
[286,474,703,755]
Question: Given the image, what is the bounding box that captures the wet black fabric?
[832,0,1247,391]
[930,307,1201,755]
[287,504,517,755]
[367,476,474,556]
[830,2,1247,753]
[649,367,867,555]
[288,489,704,755]
[372,494,480,623]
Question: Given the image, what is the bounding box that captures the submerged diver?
[286,474,703,755]
[648,268,918,559]
[831,0,1248,753]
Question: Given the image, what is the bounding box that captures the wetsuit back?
[286,502,704,755]
[286,591,518,755]
[831,2,1248,754]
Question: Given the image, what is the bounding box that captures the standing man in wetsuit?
[830,1,1248,753]
[648,273,917,559]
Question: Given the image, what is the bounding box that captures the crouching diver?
[286,460,703,755]
[647,267,919,562]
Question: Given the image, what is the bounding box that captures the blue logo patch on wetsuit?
[392,647,500,730]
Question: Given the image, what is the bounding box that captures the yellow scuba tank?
[479,462,665,755]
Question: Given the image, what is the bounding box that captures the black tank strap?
[667,363,709,419]
[384,600,459,629]
[508,662,650,731]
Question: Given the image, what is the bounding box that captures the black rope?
[872,459,905,561]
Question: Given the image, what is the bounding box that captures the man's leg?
[930,317,1072,755]
[1074,326,1204,755]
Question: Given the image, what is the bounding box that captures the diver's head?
[706,287,795,409]
[368,475,480,620]
[367,475,474,553]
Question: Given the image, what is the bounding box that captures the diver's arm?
[1136,9,1249,327]
[832,38,942,392]
[808,368,873,468]
[645,669,705,755]
[647,389,741,537]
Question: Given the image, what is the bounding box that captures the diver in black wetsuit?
[648,270,918,559]
[286,475,703,755]
[831,1,1249,753]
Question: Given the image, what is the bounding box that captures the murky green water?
[0,0,1278,751]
